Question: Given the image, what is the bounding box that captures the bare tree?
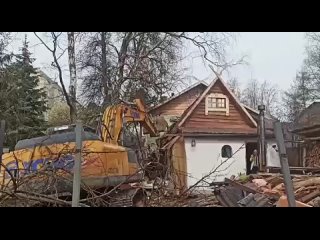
[34,32,76,123]
[77,32,243,108]
[242,78,260,110]
[275,33,320,122]
[78,32,184,107]
[242,78,279,116]
[226,77,241,99]
[259,80,279,115]
[67,32,77,122]
[305,32,320,89]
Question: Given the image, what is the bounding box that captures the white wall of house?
[184,137,247,187]
[184,137,281,187]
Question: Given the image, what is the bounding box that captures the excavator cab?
[46,124,96,135]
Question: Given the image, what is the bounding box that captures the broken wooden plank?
[300,189,320,203]
[224,178,257,194]
[257,173,320,179]
[293,177,320,189]
[265,176,284,188]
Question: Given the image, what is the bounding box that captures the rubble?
[148,193,221,207]
[212,173,320,207]
[213,180,276,207]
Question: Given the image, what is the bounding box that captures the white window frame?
[205,93,229,116]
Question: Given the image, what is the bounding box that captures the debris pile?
[148,192,221,207]
[213,174,320,207]
[212,177,278,207]
[305,142,320,167]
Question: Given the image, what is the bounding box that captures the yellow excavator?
[0,99,159,206]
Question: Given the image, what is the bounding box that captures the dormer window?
[205,93,229,116]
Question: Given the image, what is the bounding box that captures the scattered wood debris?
[213,178,276,207]
[148,190,221,207]
[212,173,320,207]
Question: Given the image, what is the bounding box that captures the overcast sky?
[10,32,307,92]
[188,32,307,90]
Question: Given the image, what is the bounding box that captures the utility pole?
[274,121,296,207]
[258,105,266,171]
[72,121,82,207]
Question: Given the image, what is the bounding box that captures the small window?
[216,98,226,108]
[207,97,226,109]
[221,145,232,158]
[205,93,229,116]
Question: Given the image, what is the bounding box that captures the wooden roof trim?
[218,77,257,127]
[242,104,275,121]
[177,77,218,128]
[242,104,259,115]
[161,136,181,150]
[148,81,208,112]
[178,74,257,128]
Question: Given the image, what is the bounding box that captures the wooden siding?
[182,80,257,134]
[171,137,187,192]
[150,84,206,116]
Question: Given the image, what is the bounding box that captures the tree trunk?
[115,32,133,103]
[101,32,111,106]
[67,32,77,122]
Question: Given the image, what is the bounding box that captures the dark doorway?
[246,142,258,175]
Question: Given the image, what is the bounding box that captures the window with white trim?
[205,93,229,116]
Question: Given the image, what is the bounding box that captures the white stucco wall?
[266,141,281,167]
[184,137,247,187]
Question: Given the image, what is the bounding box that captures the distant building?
[292,102,320,167]
[36,70,65,120]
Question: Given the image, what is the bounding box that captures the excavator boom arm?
[101,99,158,145]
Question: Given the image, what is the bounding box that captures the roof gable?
[177,75,257,134]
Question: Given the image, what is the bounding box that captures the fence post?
[72,121,82,207]
[258,105,266,171]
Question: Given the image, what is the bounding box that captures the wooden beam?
[224,178,257,194]
[266,166,320,171]
[300,189,320,203]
